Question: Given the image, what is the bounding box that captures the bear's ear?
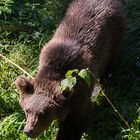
[15,76,34,95]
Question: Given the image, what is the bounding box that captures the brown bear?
[16,0,125,139]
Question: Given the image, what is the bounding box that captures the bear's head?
[15,76,70,138]
[15,75,90,138]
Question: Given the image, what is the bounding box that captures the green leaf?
[65,69,79,78]
[60,77,76,93]
[78,69,91,87]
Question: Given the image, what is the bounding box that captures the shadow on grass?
[85,0,140,139]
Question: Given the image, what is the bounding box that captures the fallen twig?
[0,53,33,79]
[0,24,35,33]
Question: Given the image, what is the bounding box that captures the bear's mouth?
[24,130,41,138]
[24,125,50,138]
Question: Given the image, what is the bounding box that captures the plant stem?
[0,23,35,33]
[0,53,33,79]
[103,92,131,128]
[91,73,131,128]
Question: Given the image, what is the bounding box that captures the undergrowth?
[0,0,140,140]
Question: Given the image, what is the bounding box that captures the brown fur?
[16,0,125,139]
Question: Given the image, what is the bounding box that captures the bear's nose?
[23,127,34,136]
[23,128,31,135]
[23,128,38,138]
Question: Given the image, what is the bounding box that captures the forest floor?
[0,0,140,140]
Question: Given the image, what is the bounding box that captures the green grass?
[0,0,140,140]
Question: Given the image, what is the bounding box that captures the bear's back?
[39,0,124,79]
[54,0,124,42]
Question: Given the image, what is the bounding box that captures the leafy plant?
[0,0,14,15]
[60,69,92,94]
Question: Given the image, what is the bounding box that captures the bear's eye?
[25,108,31,114]
[39,110,45,115]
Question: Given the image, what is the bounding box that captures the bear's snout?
[23,114,41,138]
[23,127,40,138]
[23,128,32,136]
